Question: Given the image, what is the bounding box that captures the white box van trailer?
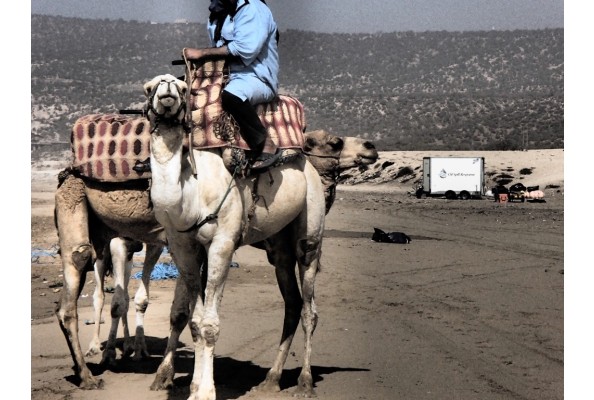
[416,157,485,200]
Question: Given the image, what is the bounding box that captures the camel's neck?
[319,174,337,215]
[149,123,186,209]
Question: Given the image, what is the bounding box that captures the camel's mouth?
[158,95,177,108]
[358,154,379,165]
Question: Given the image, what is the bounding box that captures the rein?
[302,150,343,182]
[177,165,241,233]
[146,80,189,134]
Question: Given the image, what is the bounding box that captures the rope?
[178,164,241,232]
[184,54,198,176]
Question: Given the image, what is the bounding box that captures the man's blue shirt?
[207,0,279,95]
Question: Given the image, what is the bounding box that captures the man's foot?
[251,150,282,171]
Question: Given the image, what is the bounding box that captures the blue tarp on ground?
[131,262,179,280]
[31,246,59,263]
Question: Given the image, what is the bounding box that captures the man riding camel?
[183,0,281,170]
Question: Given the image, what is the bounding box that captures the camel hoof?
[100,349,117,367]
[255,379,281,393]
[150,375,174,391]
[194,387,216,400]
[85,346,101,357]
[293,387,317,398]
[133,341,150,361]
[85,338,103,357]
[151,362,175,391]
[133,339,151,361]
[293,375,316,398]
[123,340,135,357]
[132,349,149,361]
[79,376,104,390]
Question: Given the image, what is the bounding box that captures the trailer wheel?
[459,191,470,200]
[415,188,426,199]
[445,190,457,200]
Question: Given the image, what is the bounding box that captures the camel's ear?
[177,79,188,96]
[304,137,316,152]
[143,82,153,97]
[143,76,159,97]
[328,135,344,151]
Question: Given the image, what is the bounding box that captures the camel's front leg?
[54,175,102,389]
[86,254,107,357]
[151,243,205,391]
[133,244,164,360]
[189,238,233,400]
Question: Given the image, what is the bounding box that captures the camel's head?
[303,130,379,173]
[143,74,188,122]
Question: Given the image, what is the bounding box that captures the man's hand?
[183,47,205,61]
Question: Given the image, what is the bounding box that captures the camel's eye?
[304,137,316,151]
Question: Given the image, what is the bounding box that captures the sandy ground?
[30,150,564,399]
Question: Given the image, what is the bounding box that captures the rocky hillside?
[31,15,563,158]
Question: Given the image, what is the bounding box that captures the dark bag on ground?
[372,228,411,244]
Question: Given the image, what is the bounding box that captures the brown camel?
[54,172,167,389]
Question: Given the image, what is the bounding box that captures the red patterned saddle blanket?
[71,60,306,182]
[71,113,151,182]
[187,59,305,154]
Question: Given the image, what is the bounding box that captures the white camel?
[141,72,326,399]
[84,238,164,364]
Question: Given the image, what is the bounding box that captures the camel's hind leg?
[133,243,164,360]
[54,172,102,389]
[85,247,109,357]
[101,238,136,365]
[293,160,325,397]
[256,235,302,394]
[294,237,322,397]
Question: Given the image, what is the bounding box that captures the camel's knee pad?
[72,244,93,271]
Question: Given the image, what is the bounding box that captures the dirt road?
[31,155,564,399]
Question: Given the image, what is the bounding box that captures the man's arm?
[183,46,230,61]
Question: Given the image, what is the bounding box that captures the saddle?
[187,59,306,154]
[71,60,306,182]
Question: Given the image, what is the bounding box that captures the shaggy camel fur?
[55,173,167,389]
[142,73,326,400]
